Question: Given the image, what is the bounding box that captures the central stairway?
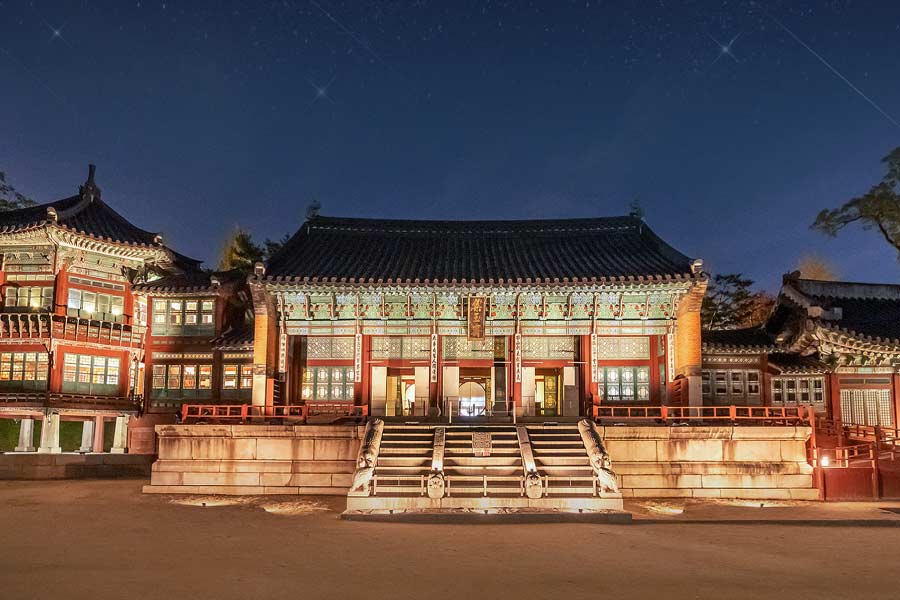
[345,420,625,518]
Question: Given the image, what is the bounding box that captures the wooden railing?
[0,391,141,412]
[593,404,813,425]
[180,401,368,424]
[0,312,144,348]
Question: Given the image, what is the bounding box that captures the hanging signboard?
[467,296,487,340]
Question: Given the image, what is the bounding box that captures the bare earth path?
[1,480,898,600]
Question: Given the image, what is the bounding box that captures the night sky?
[2,1,899,290]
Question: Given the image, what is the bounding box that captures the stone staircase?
[528,424,603,497]
[345,420,624,515]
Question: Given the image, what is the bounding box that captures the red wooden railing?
[0,391,141,412]
[180,401,368,424]
[0,312,143,348]
[592,404,814,425]
[593,404,814,424]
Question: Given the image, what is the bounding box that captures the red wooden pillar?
[511,334,522,409]
[892,373,900,431]
[359,334,371,409]
[431,334,441,412]
[578,335,593,414]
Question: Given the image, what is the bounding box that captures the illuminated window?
[61,354,120,395]
[67,289,124,321]
[300,367,354,401]
[599,367,650,402]
[3,286,53,311]
[151,298,215,335]
[0,352,48,390]
[151,363,213,400]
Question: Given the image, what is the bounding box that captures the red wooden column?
[359,334,371,409]
[511,334,522,410]
[578,335,593,415]
[892,373,900,431]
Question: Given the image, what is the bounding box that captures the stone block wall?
[143,424,365,495]
[0,453,154,479]
[601,425,818,500]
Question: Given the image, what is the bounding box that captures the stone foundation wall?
[603,425,818,500]
[143,424,817,500]
[143,424,364,495]
[0,453,154,479]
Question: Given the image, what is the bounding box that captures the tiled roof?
[767,353,829,375]
[212,327,254,349]
[702,327,774,352]
[0,167,161,247]
[265,215,698,283]
[133,269,243,293]
[783,278,900,345]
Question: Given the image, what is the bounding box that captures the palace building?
[2,168,897,483]
[247,215,708,419]
[703,274,900,429]
[0,167,251,454]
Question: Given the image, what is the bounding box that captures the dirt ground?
[1,480,899,600]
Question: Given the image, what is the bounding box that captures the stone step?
[445,456,521,466]
[379,448,432,456]
[529,440,584,446]
[533,455,591,465]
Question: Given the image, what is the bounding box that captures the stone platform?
[602,425,818,500]
[142,423,818,501]
[143,424,364,495]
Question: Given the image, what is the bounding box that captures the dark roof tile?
[266,215,697,283]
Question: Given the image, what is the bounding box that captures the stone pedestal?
[79,420,95,453]
[14,419,36,452]
[110,415,129,454]
[37,413,61,454]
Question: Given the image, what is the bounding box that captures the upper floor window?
[67,289,125,322]
[3,286,53,311]
[151,298,214,335]
[701,369,761,404]
[151,363,212,400]
[772,376,825,408]
[0,352,49,390]
[61,353,120,396]
[222,363,253,400]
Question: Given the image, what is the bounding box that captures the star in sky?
[47,24,65,43]
[708,33,741,65]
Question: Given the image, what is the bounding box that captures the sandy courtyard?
[1,480,898,600]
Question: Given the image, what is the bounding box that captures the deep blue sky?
[2,1,899,290]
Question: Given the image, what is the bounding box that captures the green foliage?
[701,273,775,330]
[263,233,291,260]
[0,171,36,211]
[812,146,900,258]
[218,228,265,272]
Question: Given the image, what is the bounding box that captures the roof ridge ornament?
[79,164,101,202]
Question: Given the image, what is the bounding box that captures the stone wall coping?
[155,424,366,438]
[599,425,810,442]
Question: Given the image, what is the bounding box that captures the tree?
[812,146,900,259]
[263,233,291,260]
[218,229,292,272]
[701,273,775,330]
[0,171,36,211]
[218,228,264,272]
[795,255,839,281]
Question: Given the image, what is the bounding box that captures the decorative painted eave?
[701,341,776,354]
[45,225,169,262]
[254,276,702,297]
[814,320,900,354]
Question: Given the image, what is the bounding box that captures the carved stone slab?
[472,430,492,457]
